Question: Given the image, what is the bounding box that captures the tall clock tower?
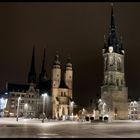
[101,4,128,120]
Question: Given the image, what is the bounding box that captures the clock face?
[109,46,113,53]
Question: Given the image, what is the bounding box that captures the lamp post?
[82,108,86,121]
[103,103,106,114]
[98,99,103,117]
[70,101,74,121]
[41,93,48,123]
[16,97,21,122]
[24,103,28,118]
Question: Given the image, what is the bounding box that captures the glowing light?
[0,98,8,109]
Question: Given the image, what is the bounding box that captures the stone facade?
[128,99,140,120]
[5,48,73,119]
[101,5,128,120]
[51,55,73,119]
[6,83,41,118]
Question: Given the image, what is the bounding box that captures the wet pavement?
[0,118,140,138]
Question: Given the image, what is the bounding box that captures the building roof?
[104,4,124,55]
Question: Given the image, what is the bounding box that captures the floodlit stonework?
[101,5,128,120]
[52,55,73,119]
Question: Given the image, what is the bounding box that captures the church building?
[6,47,73,119]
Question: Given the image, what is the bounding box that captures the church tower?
[101,4,128,120]
[51,54,61,118]
[52,54,61,88]
[64,56,73,99]
[28,46,36,83]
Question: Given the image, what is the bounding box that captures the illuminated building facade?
[6,47,73,119]
[128,99,140,120]
[101,4,128,120]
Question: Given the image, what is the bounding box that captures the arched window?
[104,57,108,71]
[117,58,121,71]
[110,75,113,85]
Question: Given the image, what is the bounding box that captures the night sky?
[0,2,139,106]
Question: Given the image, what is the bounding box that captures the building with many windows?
[5,47,73,119]
[128,99,140,120]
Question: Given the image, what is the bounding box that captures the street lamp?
[41,93,48,123]
[103,103,106,114]
[16,97,21,122]
[24,103,28,118]
[71,101,74,115]
[82,108,86,121]
[70,101,74,121]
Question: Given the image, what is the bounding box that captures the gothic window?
[104,57,108,71]
[109,56,113,65]
[117,58,121,71]
[110,75,113,84]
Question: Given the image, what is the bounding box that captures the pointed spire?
[28,46,36,83]
[41,48,46,74]
[30,46,35,73]
[111,3,115,30]
[107,3,122,54]
[104,3,124,55]
[39,48,47,82]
